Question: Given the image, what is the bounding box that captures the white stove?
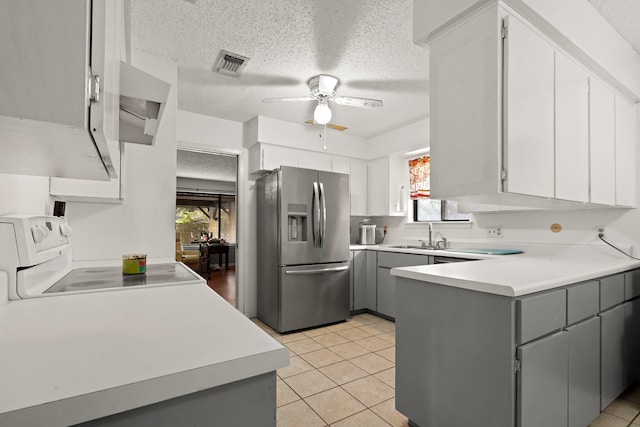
[0,215,204,304]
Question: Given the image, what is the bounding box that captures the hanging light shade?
[313,99,332,125]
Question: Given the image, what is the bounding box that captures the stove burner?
[69,280,114,288]
[43,263,199,294]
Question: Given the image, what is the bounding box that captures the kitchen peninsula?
[391,245,640,427]
[0,283,288,426]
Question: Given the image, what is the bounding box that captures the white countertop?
[389,244,640,296]
[0,283,289,426]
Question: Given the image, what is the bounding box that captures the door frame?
[176,143,245,313]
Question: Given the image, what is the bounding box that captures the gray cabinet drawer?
[567,281,599,325]
[377,252,431,268]
[600,274,625,311]
[625,269,640,301]
[517,289,567,344]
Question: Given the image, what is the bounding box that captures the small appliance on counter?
[358,219,376,245]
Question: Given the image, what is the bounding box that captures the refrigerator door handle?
[284,265,349,275]
[319,182,326,248]
[312,181,320,248]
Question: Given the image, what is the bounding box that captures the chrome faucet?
[419,222,434,248]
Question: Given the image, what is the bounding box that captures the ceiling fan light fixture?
[314,100,332,125]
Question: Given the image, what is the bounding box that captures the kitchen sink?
[385,245,441,250]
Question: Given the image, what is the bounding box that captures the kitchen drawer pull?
[285,266,349,275]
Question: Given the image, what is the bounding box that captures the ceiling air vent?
[214,50,249,76]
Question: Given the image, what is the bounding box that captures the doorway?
[175,149,238,308]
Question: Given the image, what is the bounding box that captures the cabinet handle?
[89,74,100,103]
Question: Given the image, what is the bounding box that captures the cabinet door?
[368,157,389,216]
[263,144,298,171]
[298,150,331,172]
[331,157,351,174]
[350,160,368,216]
[429,5,501,199]
[625,299,640,382]
[352,250,367,311]
[365,251,377,311]
[349,251,355,310]
[555,52,589,202]
[368,155,406,217]
[589,78,616,205]
[517,331,568,427]
[600,304,626,410]
[0,0,120,181]
[376,267,395,319]
[615,96,637,207]
[503,15,555,198]
[567,317,600,427]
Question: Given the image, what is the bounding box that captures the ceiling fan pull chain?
[323,124,327,151]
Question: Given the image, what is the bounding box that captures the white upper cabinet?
[249,142,370,215]
[368,154,407,217]
[589,77,616,206]
[249,142,298,174]
[429,5,501,201]
[298,150,332,172]
[615,96,637,207]
[350,160,368,216]
[0,0,121,181]
[428,3,637,209]
[555,52,589,203]
[503,15,555,199]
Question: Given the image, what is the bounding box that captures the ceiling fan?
[262,74,383,125]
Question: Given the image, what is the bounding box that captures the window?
[175,193,236,244]
[408,155,470,222]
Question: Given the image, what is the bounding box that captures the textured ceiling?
[131,0,429,138]
[131,1,639,140]
[176,150,237,182]
[588,0,640,56]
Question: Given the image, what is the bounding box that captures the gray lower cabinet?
[350,250,367,311]
[376,252,432,319]
[396,270,637,427]
[377,267,395,318]
[365,251,377,310]
[517,331,568,427]
[600,304,627,410]
[567,316,600,427]
[626,298,640,381]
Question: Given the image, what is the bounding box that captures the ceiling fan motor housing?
[309,74,339,99]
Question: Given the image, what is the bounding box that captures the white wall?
[66,50,178,261]
[413,0,480,43]
[175,110,260,316]
[248,116,369,159]
[0,174,51,216]
[366,118,429,160]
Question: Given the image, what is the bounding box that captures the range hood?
[119,61,171,146]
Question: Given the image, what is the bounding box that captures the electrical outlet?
[596,226,606,237]
[487,227,502,238]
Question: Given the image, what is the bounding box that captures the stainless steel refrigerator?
[257,166,350,333]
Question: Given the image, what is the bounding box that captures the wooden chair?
[175,233,200,272]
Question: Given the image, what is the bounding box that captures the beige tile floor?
[253,313,640,427]
[252,313,409,427]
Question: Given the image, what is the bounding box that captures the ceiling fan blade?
[262,96,316,103]
[333,96,383,109]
